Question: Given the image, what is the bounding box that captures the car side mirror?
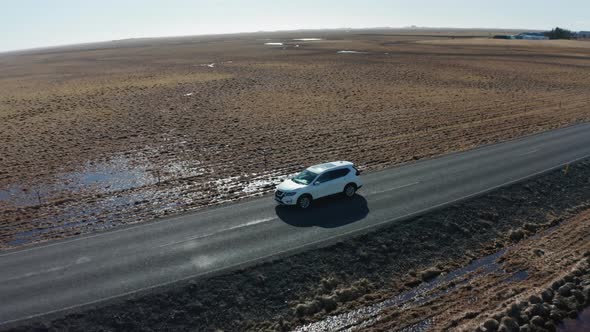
[313,181,320,186]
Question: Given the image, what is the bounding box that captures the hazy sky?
[2,0,589,52]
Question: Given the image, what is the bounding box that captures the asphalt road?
[2,123,590,326]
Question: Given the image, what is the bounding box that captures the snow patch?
[337,50,368,54]
[293,38,323,41]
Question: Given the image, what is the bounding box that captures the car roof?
[307,161,353,173]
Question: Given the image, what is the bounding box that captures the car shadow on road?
[275,195,369,228]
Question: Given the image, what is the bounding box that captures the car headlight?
[284,191,297,197]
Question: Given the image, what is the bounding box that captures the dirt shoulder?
[5,159,590,332]
[364,204,590,331]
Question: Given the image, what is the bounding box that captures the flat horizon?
[3,0,588,53]
[0,25,550,55]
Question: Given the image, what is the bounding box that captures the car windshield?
[291,170,318,185]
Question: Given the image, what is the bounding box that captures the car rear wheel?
[297,195,312,209]
[344,183,356,198]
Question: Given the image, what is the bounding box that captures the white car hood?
[276,179,307,191]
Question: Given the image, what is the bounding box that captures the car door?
[330,168,350,195]
[314,170,337,198]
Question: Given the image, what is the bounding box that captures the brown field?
[1,29,590,248]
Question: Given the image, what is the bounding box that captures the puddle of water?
[337,50,368,54]
[1,154,208,210]
[2,152,302,247]
[399,318,434,332]
[558,307,590,332]
[264,42,284,46]
[0,185,40,207]
[3,150,306,248]
[59,156,154,193]
[503,270,528,283]
[293,38,323,41]
[0,155,156,210]
[7,188,155,247]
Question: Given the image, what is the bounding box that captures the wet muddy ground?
[2,30,590,248]
[363,208,590,332]
[6,159,590,332]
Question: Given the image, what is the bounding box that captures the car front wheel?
[343,183,357,198]
[297,195,312,209]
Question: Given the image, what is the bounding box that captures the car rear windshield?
[292,170,318,185]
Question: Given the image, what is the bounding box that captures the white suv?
[275,161,363,209]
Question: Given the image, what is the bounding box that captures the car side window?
[334,168,350,179]
[317,171,336,183]
[317,169,349,183]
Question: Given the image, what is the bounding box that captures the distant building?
[578,31,590,39]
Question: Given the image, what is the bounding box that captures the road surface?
[2,123,590,326]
